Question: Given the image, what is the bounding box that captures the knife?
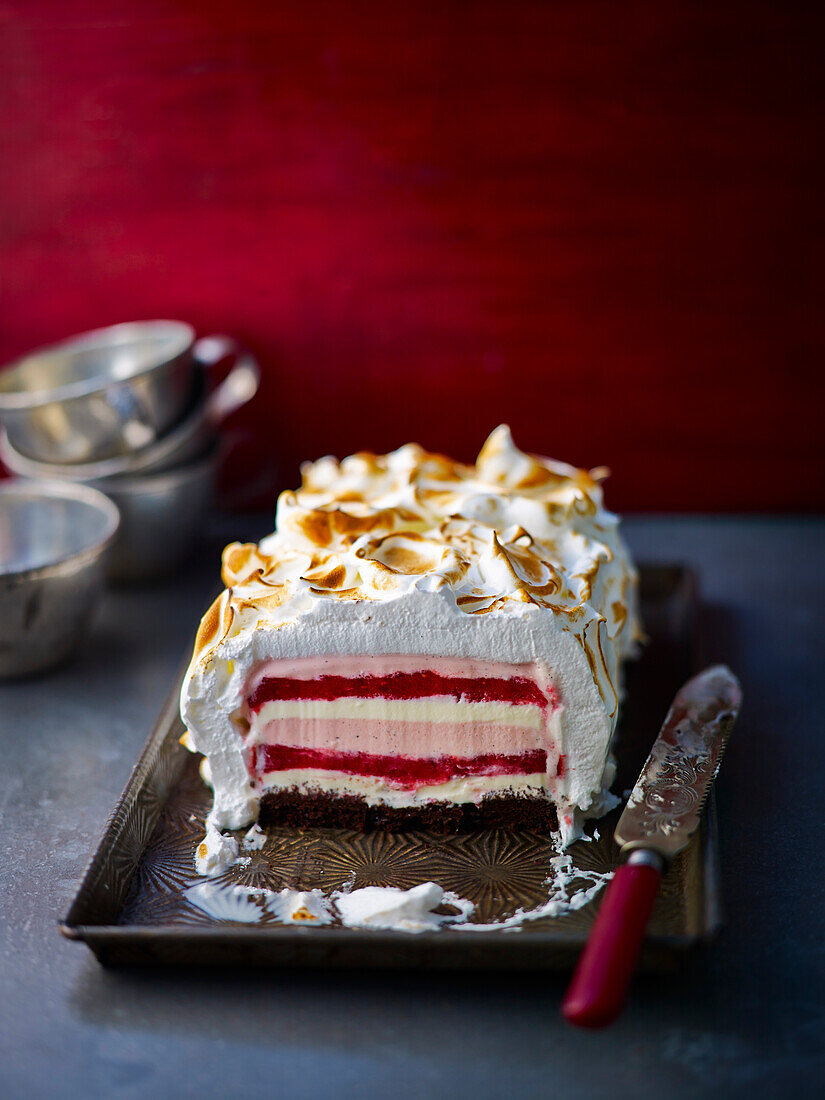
[562,664,742,1028]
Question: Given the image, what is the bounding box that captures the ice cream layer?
[257,770,552,808]
[251,717,547,756]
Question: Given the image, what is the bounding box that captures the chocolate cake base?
[258,788,559,834]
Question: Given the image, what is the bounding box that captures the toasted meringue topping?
[189,426,639,716]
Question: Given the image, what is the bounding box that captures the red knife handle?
[562,850,663,1028]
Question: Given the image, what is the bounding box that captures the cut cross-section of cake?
[180,425,641,846]
[243,655,563,831]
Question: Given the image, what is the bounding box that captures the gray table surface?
[1,516,823,1100]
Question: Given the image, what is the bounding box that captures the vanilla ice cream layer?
[251,700,546,731]
[259,769,553,807]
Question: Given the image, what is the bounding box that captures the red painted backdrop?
[1,1,823,510]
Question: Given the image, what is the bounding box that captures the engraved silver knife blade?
[615,665,742,860]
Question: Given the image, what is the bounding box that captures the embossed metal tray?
[62,564,717,969]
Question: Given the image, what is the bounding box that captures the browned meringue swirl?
[192,426,640,714]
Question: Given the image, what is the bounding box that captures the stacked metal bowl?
[0,321,259,675]
[0,319,258,677]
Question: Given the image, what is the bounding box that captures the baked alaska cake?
[180,426,640,846]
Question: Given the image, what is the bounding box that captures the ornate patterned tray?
[62,564,717,969]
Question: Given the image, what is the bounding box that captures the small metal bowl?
[0,321,198,465]
[0,353,259,482]
[91,448,219,583]
[0,480,120,678]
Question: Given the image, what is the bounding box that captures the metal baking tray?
[62,564,717,969]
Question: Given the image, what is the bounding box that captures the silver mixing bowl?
[0,321,198,465]
[0,353,259,481]
[91,447,219,583]
[0,480,120,678]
